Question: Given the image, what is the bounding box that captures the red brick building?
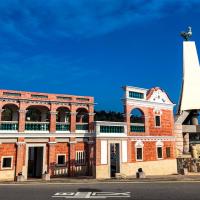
[0,89,95,181]
[0,86,177,181]
[95,86,177,178]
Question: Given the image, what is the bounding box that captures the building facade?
[95,86,177,178]
[0,86,177,181]
[0,89,95,181]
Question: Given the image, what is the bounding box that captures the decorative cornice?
[130,136,175,142]
[0,98,19,103]
[123,98,175,110]
[0,132,95,138]
[0,97,94,106]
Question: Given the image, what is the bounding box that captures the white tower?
[178,41,200,112]
[175,27,200,160]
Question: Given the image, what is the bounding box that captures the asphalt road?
[0,182,200,200]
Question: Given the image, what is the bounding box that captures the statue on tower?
[180,26,192,41]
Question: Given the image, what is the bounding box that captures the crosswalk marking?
[52,192,131,199]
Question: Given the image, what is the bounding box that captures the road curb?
[1,179,200,185]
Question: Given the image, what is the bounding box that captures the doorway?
[110,143,120,177]
[27,147,43,178]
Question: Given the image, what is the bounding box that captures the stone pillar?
[15,140,26,178]
[174,123,184,156]
[192,112,199,125]
[183,132,190,154]
[70,104,77,133]
[48,140,56,176]
[192,145,198,159]
[69,138,76,176]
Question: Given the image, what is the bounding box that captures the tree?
[94,110,124,122]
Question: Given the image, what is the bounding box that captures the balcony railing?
[0,121,18,130]
[76,123,88,131]
[131,123,145,132]
[100,125,124,133]
[25,122,49,131]
[56,122,70,131]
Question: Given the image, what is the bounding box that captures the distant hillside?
[94,110,124,122]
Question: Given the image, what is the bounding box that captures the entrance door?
[110,143,120,177]
[28,147,43,178]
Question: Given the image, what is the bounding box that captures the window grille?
[76,151,86,165]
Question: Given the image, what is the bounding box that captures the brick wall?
[0,143,16,171]
[130,141,175,163]
[148,108,174,136]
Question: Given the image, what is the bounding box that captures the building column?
[15,140,26,178]
[50,104,57,133]
[124,105,130,134]
[70,104,77,133]
[69,138,76,177]
[183,132,190,154]
[18,101,27,132]
[88,105,94,132]
[50,111,57,133]
[48,140,56,176]
[18,110,27,132]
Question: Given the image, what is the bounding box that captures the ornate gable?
[146,87,173,104]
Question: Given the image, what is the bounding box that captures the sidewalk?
[2,174,200,184]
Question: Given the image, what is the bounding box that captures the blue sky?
[0,0,200,111]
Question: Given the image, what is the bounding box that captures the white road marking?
[52,192,131,199]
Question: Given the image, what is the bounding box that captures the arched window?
[130,108,145,132]
[135,140,144,161]
[130,108,145,124]
[2,108,12,121]
[156,140,163,159]
[26,108,41,122]
[26,106,50,122]
[56,107,70,122]
[76,108,88,123]
[2,104,19,121]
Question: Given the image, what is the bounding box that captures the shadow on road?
[78,188,102,192]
